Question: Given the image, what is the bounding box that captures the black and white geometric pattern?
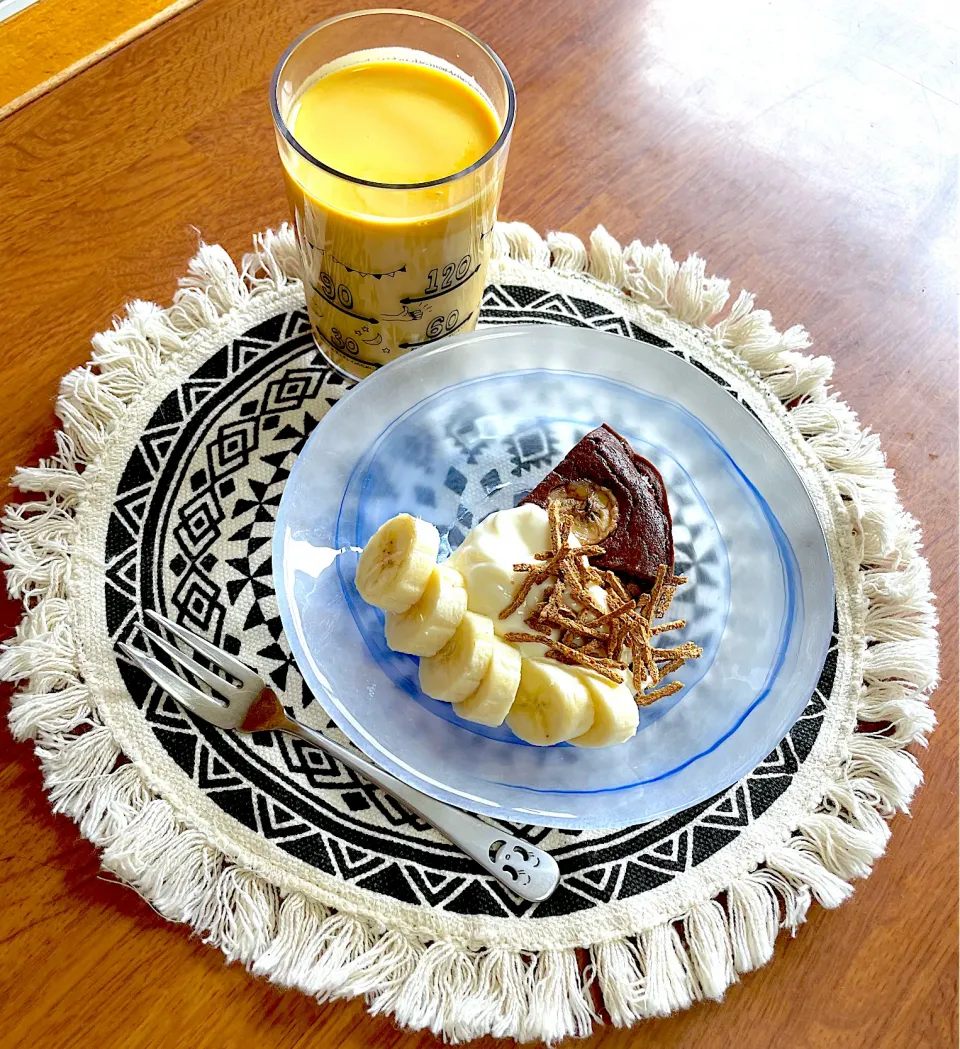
[107,286,836,919]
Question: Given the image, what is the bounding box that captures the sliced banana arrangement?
[569,674,640,748]
[453,636,522,727]
[506,658,594,745]
[385,564,467,657]
[355,513,440,613]
[419,611,495,703]
[354,423,702,751]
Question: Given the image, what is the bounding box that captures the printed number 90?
[318,272,354,309]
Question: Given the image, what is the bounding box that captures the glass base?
[311,330,378,382]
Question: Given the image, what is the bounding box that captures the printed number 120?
[425,255,472,295]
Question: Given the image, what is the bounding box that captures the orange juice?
[279,54,505,378]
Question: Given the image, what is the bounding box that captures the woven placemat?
[1,223,938,1042]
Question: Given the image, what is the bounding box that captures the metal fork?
[120,610,559,902]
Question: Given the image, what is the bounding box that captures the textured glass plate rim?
[336,369,781,767]
[273,325,834,828]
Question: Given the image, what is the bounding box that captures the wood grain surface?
[0,0,203,117]
[1,1,956,1047]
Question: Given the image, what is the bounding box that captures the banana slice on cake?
[419,611,495,703]
[546,480,619,543]
[453,637,522,727]
[569,673,639,748]
[355,514,440,613]
[505,659,594,746]
[385,564,467,657]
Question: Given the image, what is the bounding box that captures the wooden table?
[1,1,956,1046]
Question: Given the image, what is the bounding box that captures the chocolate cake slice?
[520,424,674,589]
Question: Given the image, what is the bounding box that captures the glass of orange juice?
[270,10,515,380]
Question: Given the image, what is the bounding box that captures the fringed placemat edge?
[0,222,938,1042]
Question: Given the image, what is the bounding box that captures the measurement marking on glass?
[398,311,473,349]
[400,263,481,305]
[314,323,383,369]
[311,282,378,325]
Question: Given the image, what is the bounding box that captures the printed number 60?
[425,310,460,339]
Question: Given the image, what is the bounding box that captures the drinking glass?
[271,9,515,379]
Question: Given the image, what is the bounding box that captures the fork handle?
[277,719,559,903]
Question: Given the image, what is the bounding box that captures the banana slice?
[453,637,522,727]
[355,514,440,613]
[505,659,594,746]
[569,673,639,748]
[546,480,619,543]
[419,611,495,703]
[384,564,467,657]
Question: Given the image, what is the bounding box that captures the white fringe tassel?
[0,222,938,1042]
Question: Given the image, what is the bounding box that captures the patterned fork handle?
[272,711,560,901]
[124,611,559,903]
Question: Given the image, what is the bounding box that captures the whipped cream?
[447,505,638,691]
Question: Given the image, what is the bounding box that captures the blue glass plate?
[274,325,833,829]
